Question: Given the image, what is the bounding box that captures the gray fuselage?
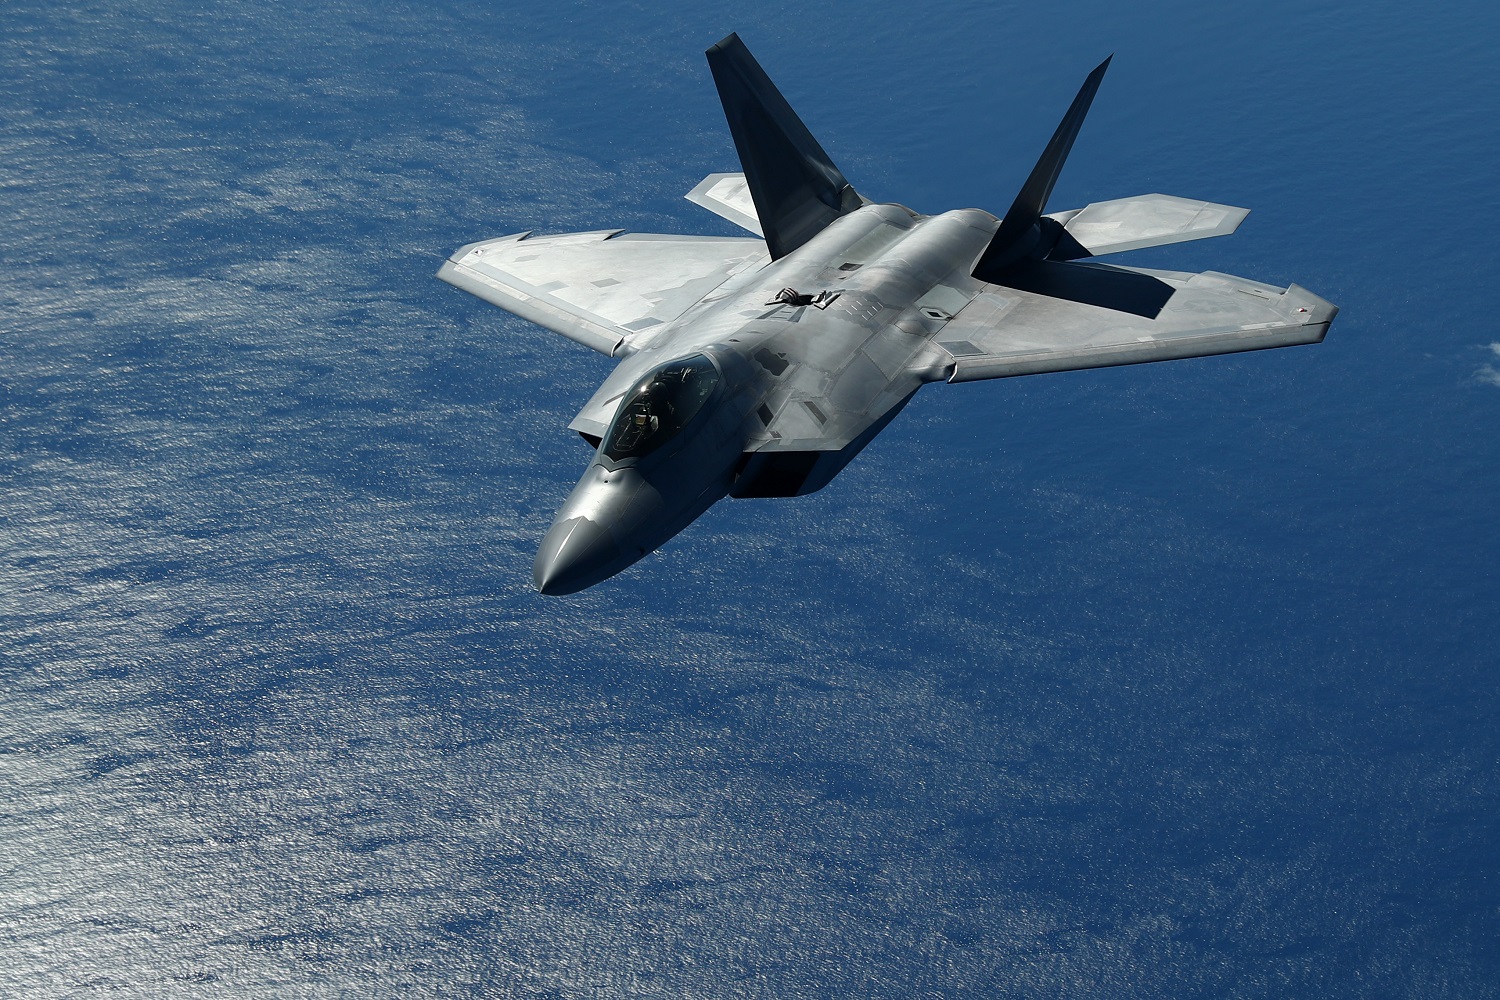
[533,205,997,594]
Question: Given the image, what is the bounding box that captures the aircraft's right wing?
[439,230,767,357]
[934,267,1337,382]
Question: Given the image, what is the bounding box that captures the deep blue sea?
[3,1,1497,996]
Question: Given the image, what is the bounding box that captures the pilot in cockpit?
[602,356,718,461]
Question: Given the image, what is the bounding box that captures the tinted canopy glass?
[602,355,721,461]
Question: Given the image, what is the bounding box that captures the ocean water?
[2,0,1497,996]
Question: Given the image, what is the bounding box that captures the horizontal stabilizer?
[685,172,764,236]
[1047,194,1249,259]
[707,33,863,260]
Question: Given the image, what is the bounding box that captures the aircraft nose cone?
[533,516,626,596]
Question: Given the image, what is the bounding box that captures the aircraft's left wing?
[438,230,767,356]
[934,267,1337,382]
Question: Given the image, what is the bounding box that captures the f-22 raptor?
[438,34,1337,595]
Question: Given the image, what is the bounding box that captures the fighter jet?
[438,34,1337,595]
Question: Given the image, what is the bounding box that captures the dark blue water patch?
[83,749,157,779]
[440,909,500,937]
[347,833,425,855]
[168,971,221,985]
[2,730,94,755]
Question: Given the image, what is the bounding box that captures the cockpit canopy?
[602,354,721,461]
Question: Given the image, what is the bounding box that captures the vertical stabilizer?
[707,33,863,260]
[973,57,1175,319]
[974,56,1111,277]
